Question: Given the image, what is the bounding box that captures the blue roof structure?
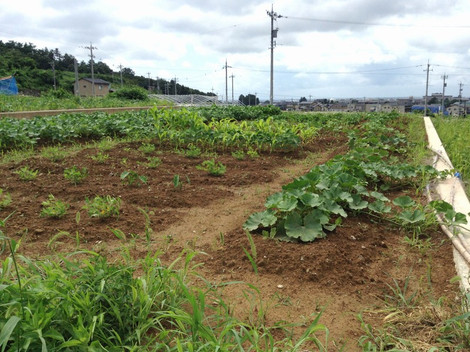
[0,76,18,95]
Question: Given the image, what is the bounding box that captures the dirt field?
[0,133,460,350]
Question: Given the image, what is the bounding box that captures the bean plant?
[40,194,69,218]
[15,166,38,181]
[83,195,121,218]
[64,166,88,185]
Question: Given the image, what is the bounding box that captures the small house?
[76,78,111,97]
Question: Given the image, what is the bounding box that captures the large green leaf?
[284,212,325,242]
[299,193,322,208]
[429,200,453,213]
[393,196,415,209]
[243,210,277,231]
[264,192,283,209]
[0,316,21,352]
[321,200,348,218]
[397,209,425,224]
[370,191,389,202]
[368,200,392,214]
[347,194,368,210]
[264,192,297,212]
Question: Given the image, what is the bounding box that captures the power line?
[284,15,470,29]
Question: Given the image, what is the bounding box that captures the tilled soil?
[0,133,460,350]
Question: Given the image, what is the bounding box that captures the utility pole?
[267,5,282,105]
[147,72,151,92]
[441,73,448,115]
[83,42,97,97]
[51,59,57,90]
[223,59,232,103]
[74,58,79,96]
[156,76,160,93]
[174,77,178,95]
[459,82,464,117]
[424,61,431,116]
[229,74,235,103]
[118,64,123,87]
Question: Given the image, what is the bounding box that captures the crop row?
[0,107,318,152]
[245,113,465,242]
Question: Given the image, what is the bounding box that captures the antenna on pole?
[267,4,282,105]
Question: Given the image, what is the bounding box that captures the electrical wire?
[284,15,470,29]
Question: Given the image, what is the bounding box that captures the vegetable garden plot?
[0,109,466,350]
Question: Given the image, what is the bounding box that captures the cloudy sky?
[2,0,470,101]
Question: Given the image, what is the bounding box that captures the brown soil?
[0,133,460,350]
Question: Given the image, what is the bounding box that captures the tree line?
[0,40,214,96]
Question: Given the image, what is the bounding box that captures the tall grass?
[433,116,470,192]
[0,232,328,351]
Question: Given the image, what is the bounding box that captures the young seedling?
[15,166,38,181]
[40,194,69,218]
[64,166,88,185]
[247,148,260,159]
[147,156,162,168]
[184,144,202,158]
[231,150,245,160]
[173,174,182,190]
[90,151,109,163]
[120,171,147,186]
[138,143,156,154]
[0,188,12,209]
[196,159,226,176]
[41,146,67,161]
[83,195,121,218]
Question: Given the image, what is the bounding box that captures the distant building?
[76,78,111,97]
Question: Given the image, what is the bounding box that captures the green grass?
[0,94,163,112]
[433,116,470,193]
[0,235,329,351]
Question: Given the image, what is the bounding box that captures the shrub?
[112,86,149,101]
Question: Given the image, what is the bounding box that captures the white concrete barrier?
[424,116,470,292]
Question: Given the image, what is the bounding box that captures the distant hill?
[0,40,214,96]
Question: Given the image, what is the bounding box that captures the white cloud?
[1,0,470,99]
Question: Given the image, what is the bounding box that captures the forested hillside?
[0,40,213,96]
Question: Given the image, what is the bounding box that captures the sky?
[1,0,470,101]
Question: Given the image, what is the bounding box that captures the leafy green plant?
[173,174,182,190]
[15,166,38,181]
[247,148,260,159]
[41,146,67,161]
[231,150,245,160]
[0,188,12,209]
[40,194,69,218]
[138,143,156,154]
[90,151,109,163]
[64,165,88,185]
[120,170,147,186]
[83,195,121,218]
[196,159,226,176]
[143,156,162,168]
[184,144,201,158]
[243,113,450,242]
[243,231,258,274]
[112,85,149,100]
